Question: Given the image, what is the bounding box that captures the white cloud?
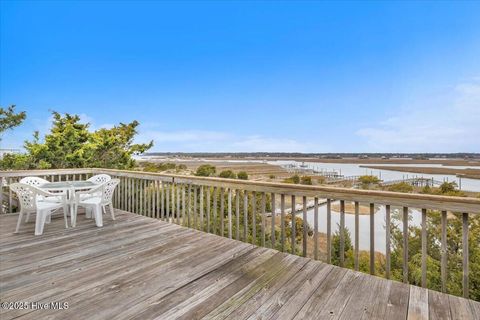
[356,79,480,152]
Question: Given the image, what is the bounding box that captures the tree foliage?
[0,111,152,169]
[0,105,26,137]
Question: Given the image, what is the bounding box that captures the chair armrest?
[74,184,104,202]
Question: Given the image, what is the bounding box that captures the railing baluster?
[421,208,427,288]
[171,182,175,222]
[463,212,469,298]
[302,196,307,258]
[151,180,156,218]
[271,193,276,248]
[441,210,447,293]
[291,195,296,254]
[261,192,266,247]
[281,194,286,252]
[0,178,4,214]
[314,197,319,260]
[403,206,409,283]
[228,188,232,238]
[130,178,134,213]
[340,200,345,267]
[370,203,375,275]
[166,182,170,221]
[187,185,191,227]
[327,198,331,264]
[235,190,240,240]
[213,187,217,234]
[386,204,391,279]
[193,185,197,229]
[243,191,248,241]
[147,180,151,217]
[354,201,359,271]
[200,186,204,231]
[220,187,224,236]
[251,191,256,245]
[182,185,186,227]
[206,186,211,232]
[176,183,180,224]
[161,181,165,220]
[9,178,13,213]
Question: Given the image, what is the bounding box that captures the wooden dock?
[1,210,479,319]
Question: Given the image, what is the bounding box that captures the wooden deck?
[0,210,478,320]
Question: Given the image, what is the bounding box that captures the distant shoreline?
[360,165,480,180]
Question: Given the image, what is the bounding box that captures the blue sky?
[1,1,479,153]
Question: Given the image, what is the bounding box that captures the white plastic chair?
[19,176,49,187]
[87,174,111,184]
[19,176,63,214]
[83,174,112,208]
[72,179,119,228]
[10,183,69,235]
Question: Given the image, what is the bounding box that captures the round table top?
[39,181,97,191]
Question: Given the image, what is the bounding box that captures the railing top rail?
[2,168,479,213]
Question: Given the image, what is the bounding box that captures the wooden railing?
[1,168,479,300]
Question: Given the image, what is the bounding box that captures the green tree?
[0,105,26,138]
[195,164,216,177]
[0,111,152,169]
[219,170,237,179]
[237,171,249,180]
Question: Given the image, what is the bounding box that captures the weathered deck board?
[0,210,479,320]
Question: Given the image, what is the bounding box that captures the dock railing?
[1,168,479,300]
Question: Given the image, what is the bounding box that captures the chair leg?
[72,204,77,227]
[25,211,31,223]
[46,214,52,224]
[110,203,115,220]
[35,210,48,236]
[102,205,106,214]
[63,205,69,229]
[93,204,103,227]
[15,210,24,233]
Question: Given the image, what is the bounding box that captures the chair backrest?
[19,176,49,187]
[10,183,38,212]
[102,179,120,203]
[88,174,111,185]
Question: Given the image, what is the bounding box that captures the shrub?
[219,170,237,179]
[195,164,216,177]
[387,182,413,193]
[300,176,312,185]
[284,174,300,184]
[237,171,249,180]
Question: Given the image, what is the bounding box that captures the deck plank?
[0,210,478,320]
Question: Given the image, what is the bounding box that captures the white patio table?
[38,181,97,225]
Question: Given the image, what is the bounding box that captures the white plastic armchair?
[10,183,69,235]
[19,176,62,209]
[19,176,49,186]
[73,179,119,228]
[87,174,111,184]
